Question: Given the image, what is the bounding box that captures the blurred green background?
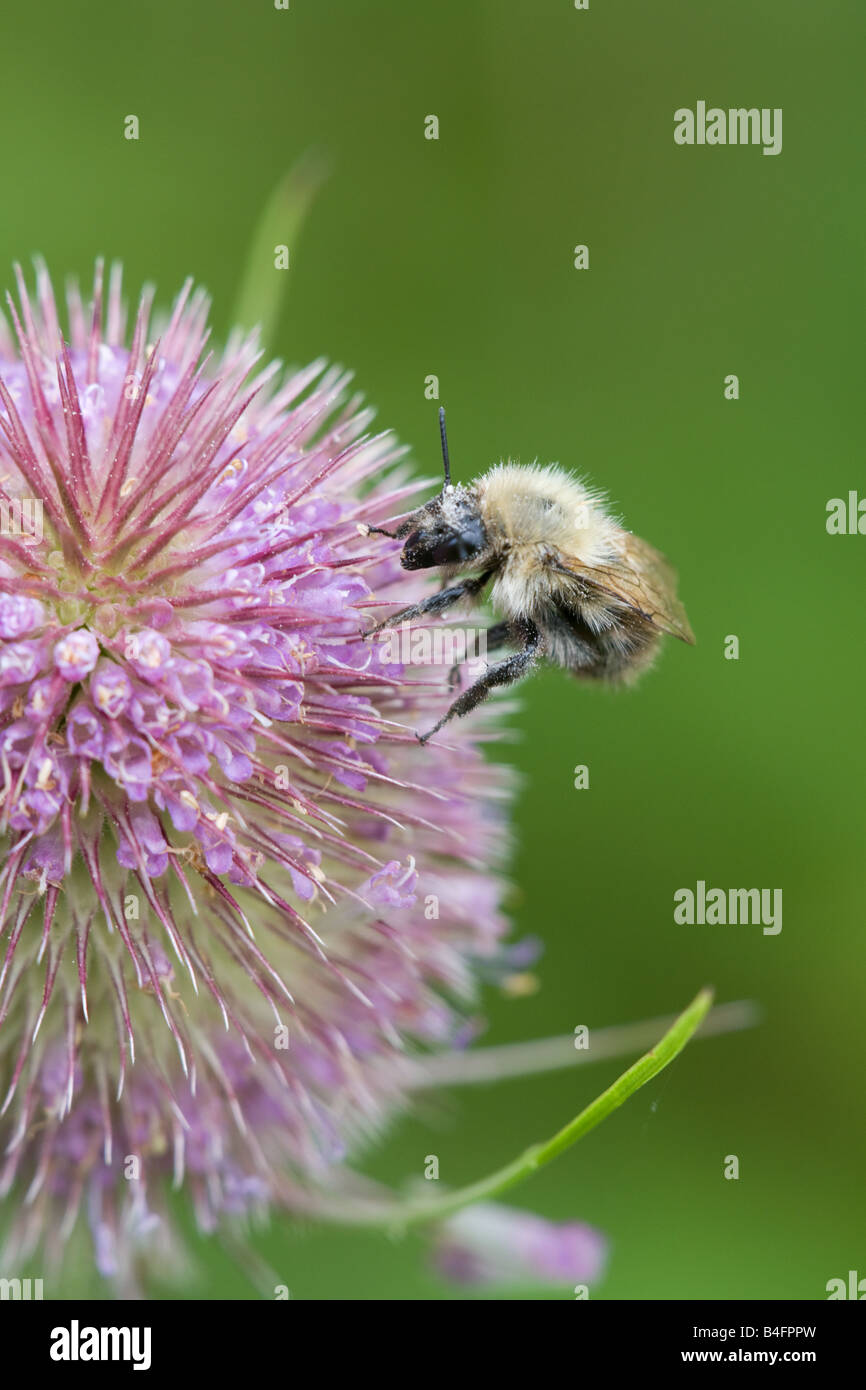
[1,0,863,1299]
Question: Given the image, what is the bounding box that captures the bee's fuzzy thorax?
[477,462,621,567]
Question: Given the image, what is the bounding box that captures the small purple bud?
[66,700,105,758]
[103,733,153,798]
[0,639,43,686]
[54,629,100,680]
[126,627,171,681]
[365,858,418,909]
[26,676,62,721]
[89,659,132,717]
[432,1204,608,1289]
[0,593,45,638]
[117,808,170,879]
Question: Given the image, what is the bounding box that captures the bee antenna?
[438,406,452,488]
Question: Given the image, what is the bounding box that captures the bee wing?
[555,533,695,644]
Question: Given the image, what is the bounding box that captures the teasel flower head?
[0,261,517,1292]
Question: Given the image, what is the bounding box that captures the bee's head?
[366,408,489,568]
[399,407,488,570]
[400,489,487,570]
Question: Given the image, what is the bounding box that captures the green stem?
[232,151,330,350]
[302,987,715,1232]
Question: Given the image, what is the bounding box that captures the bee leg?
[364,570,494,640]
[448,621,512,690]
[419,620,541,743]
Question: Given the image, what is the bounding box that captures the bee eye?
[429,535,467,564]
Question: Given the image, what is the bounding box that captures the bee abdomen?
[542,596,658,682]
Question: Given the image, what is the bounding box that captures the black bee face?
[400,496,488,570]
